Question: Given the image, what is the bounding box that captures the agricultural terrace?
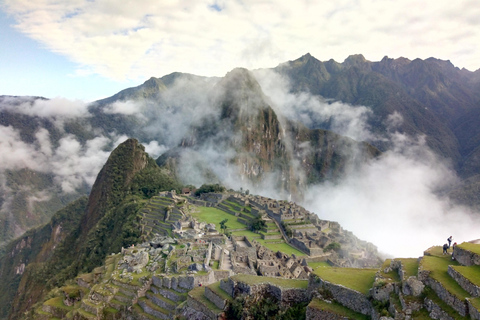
[314,267,377,295]
[190,205,305,256]
[420,246,469,300]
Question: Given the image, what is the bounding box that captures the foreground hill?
[0,139,381,319]
[0,139,181,319]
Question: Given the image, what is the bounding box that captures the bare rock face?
[402,276,425,297]
[119,250,149,273]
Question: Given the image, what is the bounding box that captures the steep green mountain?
[0,138,181,319]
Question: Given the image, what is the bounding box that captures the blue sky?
[0,10,138,101]
[1,0,479,101]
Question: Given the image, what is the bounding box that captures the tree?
[250,216,266,231]
[220,219,228,234]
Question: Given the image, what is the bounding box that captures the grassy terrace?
[451,265,480,286]
[423,288,469,320]
[207,281,232,301]
[231,274,309,289]
[421,246,469,299]
[254,238,305,256]
[44,297,73,311]
[307,261,331,270]
[191,206,247,230]
[189,287,223,314]
[397,258,419,277]
[308,298,369,320]
[458,242,480,255]
[191,206,305,256]
[470,297,480,312]
[314,267,377,295]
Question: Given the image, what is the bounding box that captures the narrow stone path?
[223,238,234,271]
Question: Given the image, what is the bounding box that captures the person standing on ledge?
[448,236,453,248]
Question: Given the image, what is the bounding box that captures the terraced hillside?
[139,195,185,239]
[26,232,480,320]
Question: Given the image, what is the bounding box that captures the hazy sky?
[1,0,479,101]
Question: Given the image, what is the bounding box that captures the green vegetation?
[254,239,305,256]
[314,267,376,294]
[307,261,331,270]
[451,265,480,286]
[191,207,246,230]
[378,259,400,282]
[194,184,226,196]
[458,242,480,255]
[308,298,369,320]
[398,258,419,277]
[469,297,480,312]
[220,219,229,234]
[323,242,341,253]
[423,287,469,320]
[420,255,469,299]
[250,216,266,231]
[231,274,308,289]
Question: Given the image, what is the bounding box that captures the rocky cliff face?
[159,68,380,199]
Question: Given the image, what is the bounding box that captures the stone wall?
[454,246,480,267]
[448,265,480,297]
[138,299,169,320]
[426,277,468,316]
[186,294,218,320]
[205,286,227,310]
[424,298,455,320]
[220,278,235,297]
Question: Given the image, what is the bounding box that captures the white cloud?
[3,0,479,86]
[303,132,479,258]
[253,69,375,142]
[104,100,143,115]
[0,96,89,118]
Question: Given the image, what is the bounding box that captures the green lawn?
[307,261,331,270]
[255,238,306,256]
[314,267,377,294]
[308,298,369,320]
[420,255,469,299]
[231,274,308,289]
[191,206,246,230]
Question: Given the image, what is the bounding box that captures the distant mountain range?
[1,53,480,250]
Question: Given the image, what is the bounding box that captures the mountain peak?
[343,54,368,67]
[81,138,149,233]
